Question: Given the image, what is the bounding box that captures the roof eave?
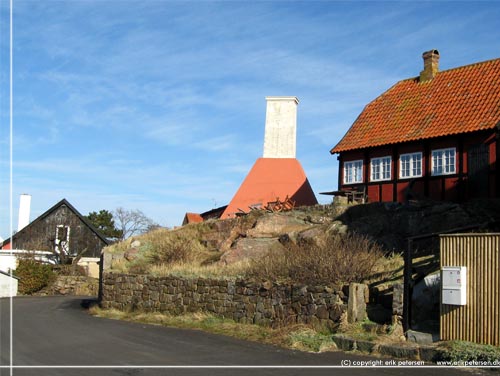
[331,127,500,155]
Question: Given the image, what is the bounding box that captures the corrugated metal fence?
[440,234,500,346]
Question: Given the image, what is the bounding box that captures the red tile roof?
[331,57,500,153]
[221,158,317,219]
[182,213,203,225]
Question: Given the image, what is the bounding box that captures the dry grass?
[89,306,336,353]
[105,223,216,256]
[245,234,385,285]
[148,260,251,280]
[105,216,402,286]
[365,251,405,286]
[106,225,224,275]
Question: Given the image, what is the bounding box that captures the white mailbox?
[442,266,467,305]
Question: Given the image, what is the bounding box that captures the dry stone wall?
[35,276,99,296]
[101,273,349,328]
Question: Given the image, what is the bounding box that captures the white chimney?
[18,194,31,232]
[263,96,298,158]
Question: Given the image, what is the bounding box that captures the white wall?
[0,253,17,273]
[78,257,100,278]
[0,249,57,276]
[0,273,18,298]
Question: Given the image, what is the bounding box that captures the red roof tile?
[221,158,317,219]
[331,58,500,153]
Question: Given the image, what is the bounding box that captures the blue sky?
[1,1,499,238]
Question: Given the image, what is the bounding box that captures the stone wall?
[101,273,350,328]
[35,276,99,296]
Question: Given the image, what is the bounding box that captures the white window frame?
[55,225,71,256]
[399,152,423,179]
[431,148,456,176]
[343,160,363,184]
[370,156,392,182]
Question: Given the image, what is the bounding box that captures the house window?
[371,156,391,181]
[400,152,422,178]
[344,160,363,184]
[432,148,456,175]
[55,225,71,256]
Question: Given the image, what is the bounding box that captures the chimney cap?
[423,49,440,58]
[265,96,299,104]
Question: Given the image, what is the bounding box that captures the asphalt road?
[0,296,490,376]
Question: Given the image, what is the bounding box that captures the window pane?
[401,155,410,177]
[345,160,363,184]
[432,148,455,175]
[432,151,441,175]
[382,157,391,179]
[400,152,422,178]
[371,157,391,181]
[447,149,456,173]
[413,154,422,176]
[371,159,380,181]
[345,164,352,183]
[355,161,362,182]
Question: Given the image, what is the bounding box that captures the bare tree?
[113,208,158,240]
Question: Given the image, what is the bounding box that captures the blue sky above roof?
[1,1,499,237]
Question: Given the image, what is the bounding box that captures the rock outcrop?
[104,199,500,270]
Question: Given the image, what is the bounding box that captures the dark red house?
[330,50,500,203]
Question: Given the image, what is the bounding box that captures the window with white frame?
[400,152,422,178]
[55,225,71,256]
[432,148,456,175]
[344,160,363,184]
[371,156,391,181]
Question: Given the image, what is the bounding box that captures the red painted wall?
[397,180,425,202]
[381,184,393,202]
[367,185,379,202]
[337,130,498,203]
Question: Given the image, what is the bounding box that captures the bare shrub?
[245,234,384,285]
[53,264,87,276]
[113,207,157,240]
[145,234,194,265]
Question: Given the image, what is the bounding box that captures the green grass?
[437,340,500,363]
[337,318,395,343]
[287,328,336,352]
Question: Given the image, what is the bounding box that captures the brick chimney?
[420,49,440,82]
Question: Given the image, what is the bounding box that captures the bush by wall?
[14,259,56,295]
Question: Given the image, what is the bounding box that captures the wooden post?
[403,239,413,332]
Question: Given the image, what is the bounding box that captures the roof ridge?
[437,55,500,73]
[396,56,500,84]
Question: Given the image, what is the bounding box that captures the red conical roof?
[221,158,317,219]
